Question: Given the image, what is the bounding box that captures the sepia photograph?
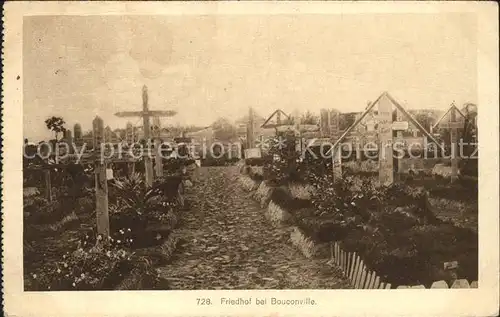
[2,1,499,317]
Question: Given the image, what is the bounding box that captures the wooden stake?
[93,116,110,238]
[332,146,342,181]
[247,107,255,149]
[44,169,52,202]
[95,162,109,238]
[128,162,135,176]
[154,138,163,178]
[450,107,459,182]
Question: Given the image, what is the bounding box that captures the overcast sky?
[23,13,477,141]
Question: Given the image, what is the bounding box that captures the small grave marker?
[392,121,409,131]
[443,261,458,270]
[245,148,262,159]
[106,168,114,180]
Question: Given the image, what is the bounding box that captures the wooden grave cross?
[439,106,462,182]
[115,85,177,186]
[92,116,110,238]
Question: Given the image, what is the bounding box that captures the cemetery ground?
[157,166,351,289]
[23,163,352,290]
[241,149,478,288]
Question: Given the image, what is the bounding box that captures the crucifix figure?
[115,85,177,186]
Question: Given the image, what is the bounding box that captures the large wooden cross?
[439,105,462,182]
[115,85,177,186]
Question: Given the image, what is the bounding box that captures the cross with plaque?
[115,85,177,186]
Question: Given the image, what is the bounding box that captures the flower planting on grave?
[23,162,190,291]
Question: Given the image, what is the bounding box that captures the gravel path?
[158,166,350,289]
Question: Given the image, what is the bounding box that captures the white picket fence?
[327,241,478,289]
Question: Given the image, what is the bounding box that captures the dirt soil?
[158,166,351,289]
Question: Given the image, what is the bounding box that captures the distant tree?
[212,117,238,141]
[300,111,319,125]
[282,116,295,125]
[45,116,66,141]
[339,113,356,131]
[413,112,436,132]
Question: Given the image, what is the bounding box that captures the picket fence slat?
[470,281,478,288]
[349,253,357,281]
[379,282,385,289]
[344,251,349,273]
[354,258,363,288]
[347,251,352,276]
[361,268,369,289]
[340,249,344,272]
[338,245,342,268]
[373,275,381,289]
[344,252,351,276]
[337,243,341,266]
[397,285,409,289]
[336,244,340,266]
[333,242,339,265]
[339,248,343,270]
[352,255,360,284]
[368,271,376,289]
[364,271,373,289]
[431,280,449,288]
[357,264,366,289]
[412,285,425,289]
[364,270,372,289]
[385,283,391,289]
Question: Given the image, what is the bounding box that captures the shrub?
[26,237,134,291]
[110,174,181,248]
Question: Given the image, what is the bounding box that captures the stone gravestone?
[63,129,74,154]
[73,123,82,146]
